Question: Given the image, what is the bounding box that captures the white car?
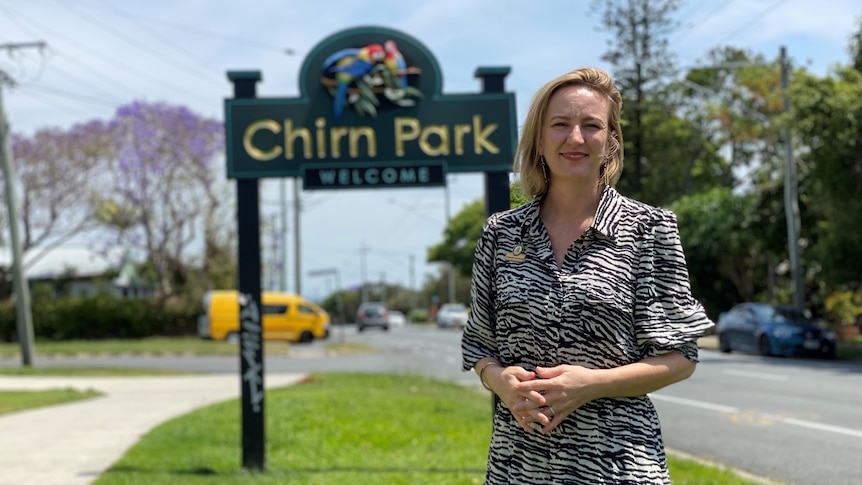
[437,303,468,329]
[387,310,407,327]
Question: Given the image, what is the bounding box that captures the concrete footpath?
[0,373,306,485]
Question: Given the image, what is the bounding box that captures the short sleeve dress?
[461,186,715,485]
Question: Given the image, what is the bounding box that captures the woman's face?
[540,85,610,185]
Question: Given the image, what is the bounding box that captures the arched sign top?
[225,25,516,188]
[298,25,444,111]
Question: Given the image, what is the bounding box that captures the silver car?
[356,302,389,332]
[437,303,468,329]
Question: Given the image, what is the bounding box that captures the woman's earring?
[540,156,549,184]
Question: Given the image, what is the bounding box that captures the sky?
[1,0,859,301]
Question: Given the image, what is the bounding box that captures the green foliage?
[428,183,525,279]
[427,200,486,277]
[590,0,683,197]
[851,16,862,73]
[790,67,862,287]
[0,294,199,342]
[622,100,726,207]
[823,290,862,327]
[406,308,428,323]
[672,188,773,318]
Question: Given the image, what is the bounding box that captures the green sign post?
[224,25,515,471]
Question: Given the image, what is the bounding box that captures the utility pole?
[0,41,45,367]
[408,254,416,311]
[444,180,456,303]
[293,178,301,295]
[359,242,368,303]
[683,50,805,310]
[780,46,805,310]
[278,180,287,292]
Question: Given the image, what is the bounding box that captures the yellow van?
[198,290,330,343]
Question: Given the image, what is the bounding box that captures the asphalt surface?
[0,373,306,485]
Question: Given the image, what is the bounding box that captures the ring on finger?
[547,405,556,417]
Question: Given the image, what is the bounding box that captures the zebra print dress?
[461,185,714,485]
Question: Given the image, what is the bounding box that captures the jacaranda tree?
[94,101,228,296]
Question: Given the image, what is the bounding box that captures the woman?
[461,67,714,484]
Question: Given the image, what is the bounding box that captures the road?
[6,324,860,485]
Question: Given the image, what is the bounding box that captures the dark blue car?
[717,303,837,359]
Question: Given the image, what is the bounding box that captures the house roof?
[0,246,126,280]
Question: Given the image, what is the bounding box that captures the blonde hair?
[515,67,624,198]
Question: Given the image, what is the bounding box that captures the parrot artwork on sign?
[321,39,422,119]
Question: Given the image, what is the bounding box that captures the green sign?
[224,26,516,186]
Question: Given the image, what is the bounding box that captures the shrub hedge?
[0,294,200,342]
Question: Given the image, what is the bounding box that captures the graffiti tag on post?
[239,292,263,413]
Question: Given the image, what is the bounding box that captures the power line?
[0,3,215,105]
[25,84,117,107]
[711,0,792,46]
[91,0,296,54]
[10,88,111,124]
[61,1,224,89]
[672,0,734,43]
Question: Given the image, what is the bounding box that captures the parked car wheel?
[758,335,772,356]
[719,334,732,353]
[298,330,314,343]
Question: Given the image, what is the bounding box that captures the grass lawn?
[88,372,767,485]
[0,366,191,376]
[0,338,796,483]
[837,335,862,360]
[0,388,103,416]
[0,337,377,360]
[0,366,188,417]
[0,337,289,358]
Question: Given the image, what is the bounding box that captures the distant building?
[0,246,152,298]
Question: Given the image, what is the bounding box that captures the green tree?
[428,183,527,278]
[635,94,725,207]
[677,47,783,189]
[790,66,862,289]
[850,15,862,73]
[672,186,786,318]
[591,0,682,197]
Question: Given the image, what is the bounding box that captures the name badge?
[504,244,525,262]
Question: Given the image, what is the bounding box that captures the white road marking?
[722,369,789,381]
[651,393,862,438]
[649,393,739,413]
[781,417,862,439]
